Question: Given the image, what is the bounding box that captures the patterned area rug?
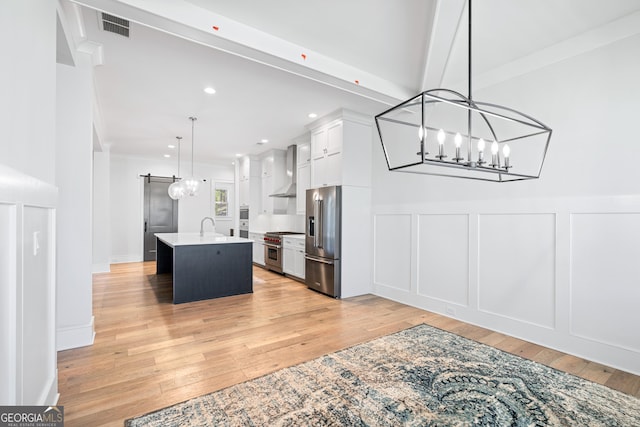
[126,324,640,426]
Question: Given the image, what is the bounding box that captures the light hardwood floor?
[58,262,640,426]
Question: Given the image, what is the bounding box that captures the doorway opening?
[143,175,178,261]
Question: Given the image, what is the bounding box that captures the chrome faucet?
[200,217,216,236]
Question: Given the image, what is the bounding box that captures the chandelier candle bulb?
[491,141,499,168]
[417,126,429,157]
[437,129,447,159]
[503,144,511,169]
[477,138,486,165]
[453,132,463,162]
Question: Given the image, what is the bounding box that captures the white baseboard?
[56,316,95,351]
[110,254,142,264]
[41,374,59,406]
[91,263,111,273]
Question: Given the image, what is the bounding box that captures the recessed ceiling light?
[204,87,216,95]
[164,154,171,158]
[235,153,242,157]
[231,161,235,165]
[308,113,317,118]
[261,139,269,144]
[168,144,175,149]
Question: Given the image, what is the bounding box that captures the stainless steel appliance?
[269,145,297,198]
[264,231,303,274]
[239,207,249,238]
[305,186,341,297]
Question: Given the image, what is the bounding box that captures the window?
[214,188,228,217]
[213,181,233,219]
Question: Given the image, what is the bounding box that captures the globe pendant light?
[168,136,185,200]
[183,116,200,197]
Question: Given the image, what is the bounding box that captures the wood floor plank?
[57,261,640,426]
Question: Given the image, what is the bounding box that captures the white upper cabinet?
[308,110,370,188]
[311,127,328,159]
[238,156,260,209]
[261,155,274,178]
[311,121,343,188]
[239,156,251,181]
[260,150,287,214]
[326,121,343,155]
[297,141,311,166]
[296,142,311,214]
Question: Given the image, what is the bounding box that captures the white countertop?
[155,233,253,247]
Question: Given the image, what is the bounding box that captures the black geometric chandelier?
[375,0,552,182]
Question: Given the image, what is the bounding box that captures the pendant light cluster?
[168,116,201,200]
[375,0,552,182]
[168,136,185,199]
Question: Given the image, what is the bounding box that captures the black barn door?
[143,176,178,261]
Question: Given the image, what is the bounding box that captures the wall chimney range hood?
[270,145,297,198]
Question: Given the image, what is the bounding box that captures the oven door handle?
[305,255,334,265]
[264,243,282,249]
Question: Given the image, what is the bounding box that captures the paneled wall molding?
[372,193,640,376]
[0,165,58,405]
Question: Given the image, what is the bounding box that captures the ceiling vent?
[101,12,130,38]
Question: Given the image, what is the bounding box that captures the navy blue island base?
[155,234,253,304]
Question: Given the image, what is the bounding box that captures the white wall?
[55,56,95,351]
[0,1,58,405]
[371,33,640,375]
[0,2,56,184]
[250,214,305,233]
[109,154,234,263]
[92,146,111,272]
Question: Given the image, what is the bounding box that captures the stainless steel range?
[264,231,303,274]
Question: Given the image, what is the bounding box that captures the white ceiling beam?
[56,0,79,66]
[457,9,640,92]
[420,0,466,92]
[70,0,412,106]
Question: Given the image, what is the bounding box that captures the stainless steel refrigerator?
[305,186,341,297]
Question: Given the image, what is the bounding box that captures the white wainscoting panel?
[0,204,17,404]
[22,206,56,404]
[417,214,469,305]
[374,214,412,291]
[570,213,640,353]
[478,214,556,329]
[373,196,640,375]
[0,165,58,405]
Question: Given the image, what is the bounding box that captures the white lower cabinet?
[249,232,265,266]
[283,246,295,274]
[283,237,305,280]
[294,247,305,279]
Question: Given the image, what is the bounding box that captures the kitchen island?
[155,233,253,304]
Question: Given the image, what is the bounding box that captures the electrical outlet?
[445,305,456,316]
